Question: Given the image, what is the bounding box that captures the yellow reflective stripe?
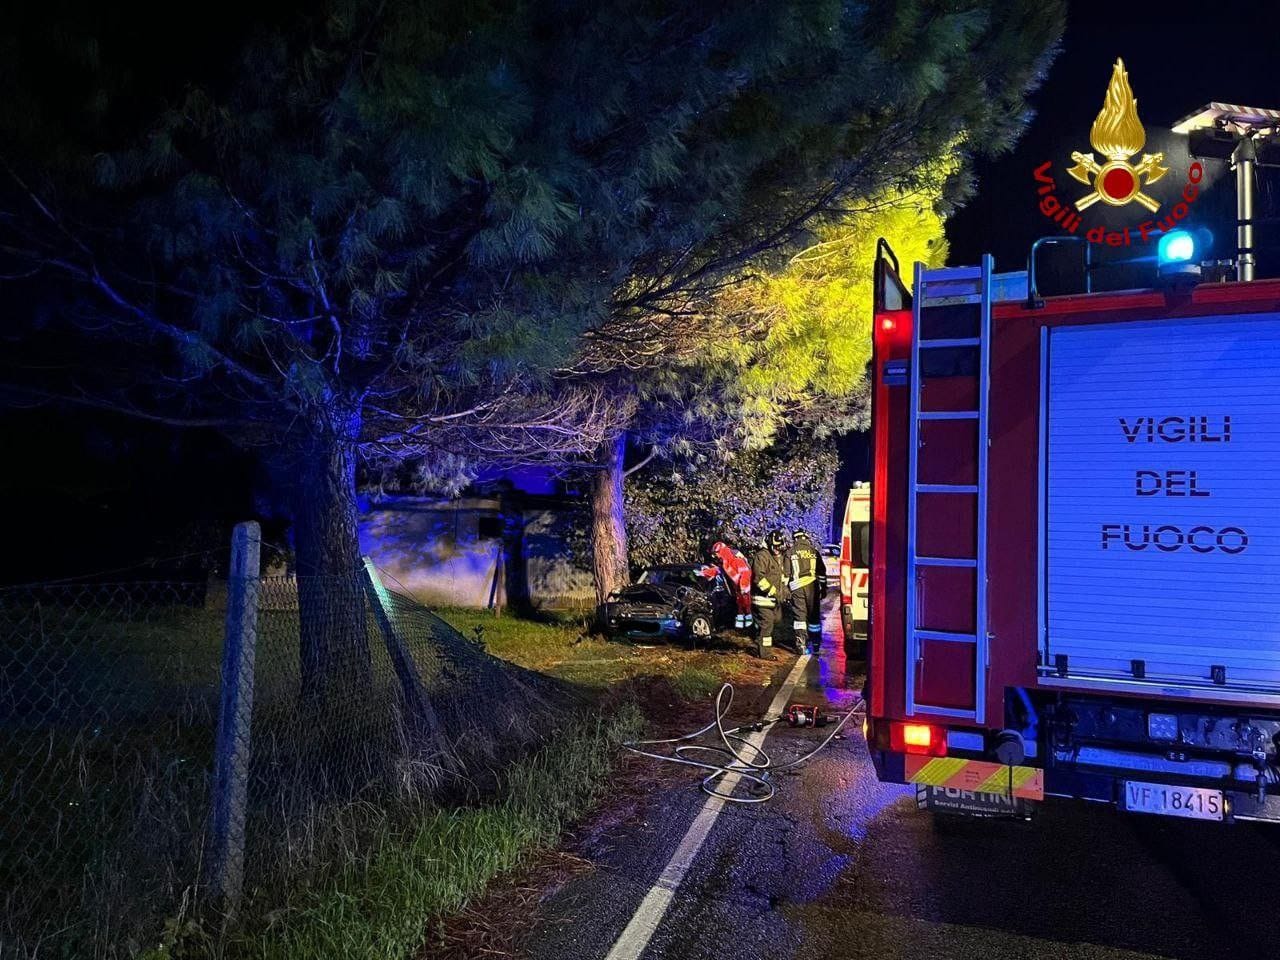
[790,575,816,589]
[974,766,1038,795]
[757,577,773,591]
[907,757,969,786]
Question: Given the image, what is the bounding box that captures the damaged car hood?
[614,584,685,605]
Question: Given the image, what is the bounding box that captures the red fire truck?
[865,236,1280,824]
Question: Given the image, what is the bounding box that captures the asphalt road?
[520,601,1280,960]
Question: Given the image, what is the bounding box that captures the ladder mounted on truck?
[904,257,994,724]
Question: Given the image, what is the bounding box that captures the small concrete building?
[358,488,594,611]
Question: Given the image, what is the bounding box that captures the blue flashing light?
[1158,230,1196,265]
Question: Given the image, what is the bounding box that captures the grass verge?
[669,665,723,700]
[437,606,770,696]
[221,703,644,960]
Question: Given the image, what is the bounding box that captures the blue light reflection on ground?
[804,601,915,847]
[812,601,861,711]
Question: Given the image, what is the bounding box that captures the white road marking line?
[603,653,811,960]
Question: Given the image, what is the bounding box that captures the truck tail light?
[873,309,910,347]
[888,721,947,757]
[840,560,852,603]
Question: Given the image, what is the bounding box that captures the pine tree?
[572,158,994,606]
[720,169,955,443]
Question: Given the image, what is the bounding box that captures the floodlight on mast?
[1173,102,1280,282]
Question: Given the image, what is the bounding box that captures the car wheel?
[686,614,714,642]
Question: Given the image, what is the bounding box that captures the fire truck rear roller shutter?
[1045,315,1280,693]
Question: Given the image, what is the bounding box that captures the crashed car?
[602,564,738,643]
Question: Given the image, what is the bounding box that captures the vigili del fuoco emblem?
[1067,58,1169,212]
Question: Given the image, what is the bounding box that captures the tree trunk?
[590,433,629,611]
[291,396,371,713]
[499,489,533,617]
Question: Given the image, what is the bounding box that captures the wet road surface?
[521,602,1280,960]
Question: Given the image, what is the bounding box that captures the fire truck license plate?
[1123,781,1224,821]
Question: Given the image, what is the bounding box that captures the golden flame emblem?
[1067,59,1168,212]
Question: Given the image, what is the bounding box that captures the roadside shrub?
[626,438,837,567]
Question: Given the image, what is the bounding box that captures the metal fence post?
[360,557,455,770]
[207,521,260,911]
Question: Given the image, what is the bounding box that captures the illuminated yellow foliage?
[714,173,951,445]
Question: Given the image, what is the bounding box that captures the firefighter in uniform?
[710,539,753,629]
[786,528,826,654]
[750,530,789,658]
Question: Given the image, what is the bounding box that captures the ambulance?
[838,483,870,652]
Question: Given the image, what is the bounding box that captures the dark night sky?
[947,0,1280,277]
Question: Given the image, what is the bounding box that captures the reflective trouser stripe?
[806,623,821,633]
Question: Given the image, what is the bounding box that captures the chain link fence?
[0,542,559,959]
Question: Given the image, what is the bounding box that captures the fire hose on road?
[622,682,865,804]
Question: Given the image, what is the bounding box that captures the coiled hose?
[622,683,865,804]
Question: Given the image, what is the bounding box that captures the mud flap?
[916,784,1037,820]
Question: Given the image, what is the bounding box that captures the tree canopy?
[617,178,949,578]
[2,0,1064,615]
[626,439,839,569]
[717,170,954,444]
[570,160,951,601]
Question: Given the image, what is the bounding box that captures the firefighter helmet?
[766,529,786,550]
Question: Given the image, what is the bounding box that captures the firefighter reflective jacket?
[787,534,827,593]
[750,547,788,607]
